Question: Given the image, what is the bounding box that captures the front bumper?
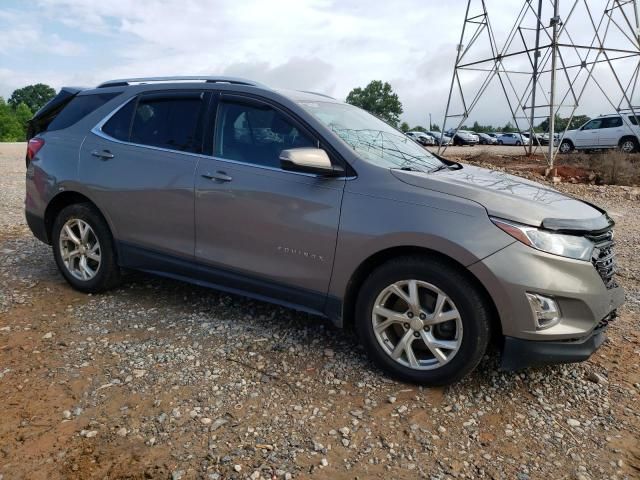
[500,311,615,370]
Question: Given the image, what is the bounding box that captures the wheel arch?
[618,135,639,151]
[44,191,114,244]
[339,246,502,340]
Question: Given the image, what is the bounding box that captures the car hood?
[391,164,611,231]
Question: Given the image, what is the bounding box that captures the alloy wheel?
[372,280,463,370]
[59,218,101,281]
[621,140,635,153]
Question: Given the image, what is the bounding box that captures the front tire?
[355,256,491,385]
[52,203,121,293]
[559,140,573,153]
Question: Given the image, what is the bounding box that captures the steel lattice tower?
[439,0,640,169]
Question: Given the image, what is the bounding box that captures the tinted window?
[601,117,622,128]
[215,101,315,168]
[129,94,204,152]
[629,115,639,126]
[102,99,135,141]
[583,119,602,130]
[47,93,118,131]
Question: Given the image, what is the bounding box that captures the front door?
[574,118,601,147]
[194,95,345,310]
[79,91,207,258]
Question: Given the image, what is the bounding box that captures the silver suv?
[559,113,640,153]
[25,76,624,385]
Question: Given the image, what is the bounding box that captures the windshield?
[298,101,446,172]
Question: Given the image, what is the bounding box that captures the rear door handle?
[202,171,233,182]
[91,149,115,160]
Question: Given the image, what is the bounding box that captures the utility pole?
[548,0,560,172]
[429,113,432,130]
[528,0,544,156]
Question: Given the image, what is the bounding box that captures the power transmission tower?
[439,0,640,170]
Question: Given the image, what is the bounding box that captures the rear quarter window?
[47,93,118,132]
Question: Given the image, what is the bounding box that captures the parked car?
[406,131,435,146]
[559,114,640,153]
[427,131,452,146]
[446,129,479,146]
[25,76,623,386]
[497,133,530,146]
[476,132,497,145]
[540,132,560,146]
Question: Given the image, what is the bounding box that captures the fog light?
[526,293,561,330]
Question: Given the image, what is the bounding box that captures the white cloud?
[0,0,636,127]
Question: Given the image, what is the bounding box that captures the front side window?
[582,119,603,130]
[102,93,204,153]
[298,101,446,172]
[214,101,316,168]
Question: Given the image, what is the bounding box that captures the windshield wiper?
[429,164,454,173]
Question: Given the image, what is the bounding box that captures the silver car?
[497,133,530,146]
[25,76,623,385]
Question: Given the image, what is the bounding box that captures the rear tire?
[355,256,491,385]
[516,141,522,146]
[619,137,638,153]
[52,203,121,293]
[498,140,503,145]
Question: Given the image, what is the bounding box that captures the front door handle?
[91,149,115,160]
[202,171,233,182]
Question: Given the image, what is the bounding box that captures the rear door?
[79,90,208,258]
[598,116,623,147]
[194,94,345,309]
[574,118,601,147]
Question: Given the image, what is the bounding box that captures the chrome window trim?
[90,96,354,180]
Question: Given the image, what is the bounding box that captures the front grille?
[586,229,617,289]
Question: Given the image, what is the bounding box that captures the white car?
[497,133,530,146]
[559,114,640,153]
[405,131,435,146]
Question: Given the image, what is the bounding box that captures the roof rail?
[97,76,266,89]
[298,90,336,100]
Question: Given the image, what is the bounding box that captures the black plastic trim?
[500,329,606,371]
[25,211,49,244]
[117,242,337,321]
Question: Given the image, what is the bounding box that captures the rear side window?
[102,100,135,141]
[101,93,205,153]
[629,115,639,126]
[47,93,118,132]
[602,117,622,128]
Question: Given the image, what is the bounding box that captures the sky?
[1,0,639,129]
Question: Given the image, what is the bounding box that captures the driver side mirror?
[280,148,343,176]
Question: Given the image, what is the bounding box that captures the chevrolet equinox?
[24,76,624,385]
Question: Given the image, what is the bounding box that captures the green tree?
[346,80,403,126]
[399,121,410,132]
[412,125,427,132]
[14,102,33,139]
[0,97,24,141]
[8,83,56,114]
[430,124,441,132]
[537,114,591,132]
[503,122,516,133]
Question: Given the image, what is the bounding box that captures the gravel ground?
[0,143,639,479]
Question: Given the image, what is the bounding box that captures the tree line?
[0,84,56,141]
[345,80,592,135]
[0,80,593,141]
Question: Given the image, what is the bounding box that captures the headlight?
[491,218,594,261]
